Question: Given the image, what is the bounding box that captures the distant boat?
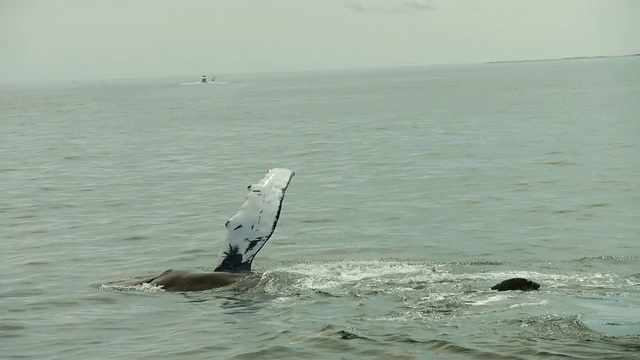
[200,75,216,84]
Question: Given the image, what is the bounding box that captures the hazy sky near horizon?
[1,0,638,82]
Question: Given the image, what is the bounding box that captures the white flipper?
[214,168,295,272]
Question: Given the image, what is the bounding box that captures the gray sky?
[1,0,638,82]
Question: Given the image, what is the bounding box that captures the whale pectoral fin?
[214,168,295,273]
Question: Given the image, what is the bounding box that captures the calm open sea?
[1,57,639,359]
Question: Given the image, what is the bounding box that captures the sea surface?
[1,57,639,359]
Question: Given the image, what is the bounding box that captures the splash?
[99,282,165,292]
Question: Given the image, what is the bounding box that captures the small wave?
[508,299,548,308]
[516,314,596,335]
[570,255,640,263]
[540,160,579,166]
[123,235,147,241]
[319,324,375,341]
[584,203,611,208]
[300,218,336,224]
[469,294,509,306]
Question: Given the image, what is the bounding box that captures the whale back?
[491,277,540,291]
[214,168,294,272]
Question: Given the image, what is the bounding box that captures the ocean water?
[1,57,639,359]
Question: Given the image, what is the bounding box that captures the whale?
[107,167,541,293]
[110,168,295,292]
[490,277,540,291]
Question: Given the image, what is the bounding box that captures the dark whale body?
[491,277,540,291]
[110,168,295,292]
[123,269,254,292]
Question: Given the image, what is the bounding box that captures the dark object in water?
[337,330,361,340]
[107,168,295,292]
[491,277,540,291]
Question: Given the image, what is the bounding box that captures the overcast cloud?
[345,0,435,13]
[0,0,637,83]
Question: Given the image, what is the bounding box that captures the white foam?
[508,300,548,308]
[99,282,165,292]
[258,260,625,298]
[259,260,443,295]
[469,294,509,306]
[269,260,427,289]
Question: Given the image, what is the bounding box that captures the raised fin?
[214,168,295,272]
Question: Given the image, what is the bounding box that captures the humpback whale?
[112,168,295,292]
[108,167,541,293]
[490,277,540,291]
